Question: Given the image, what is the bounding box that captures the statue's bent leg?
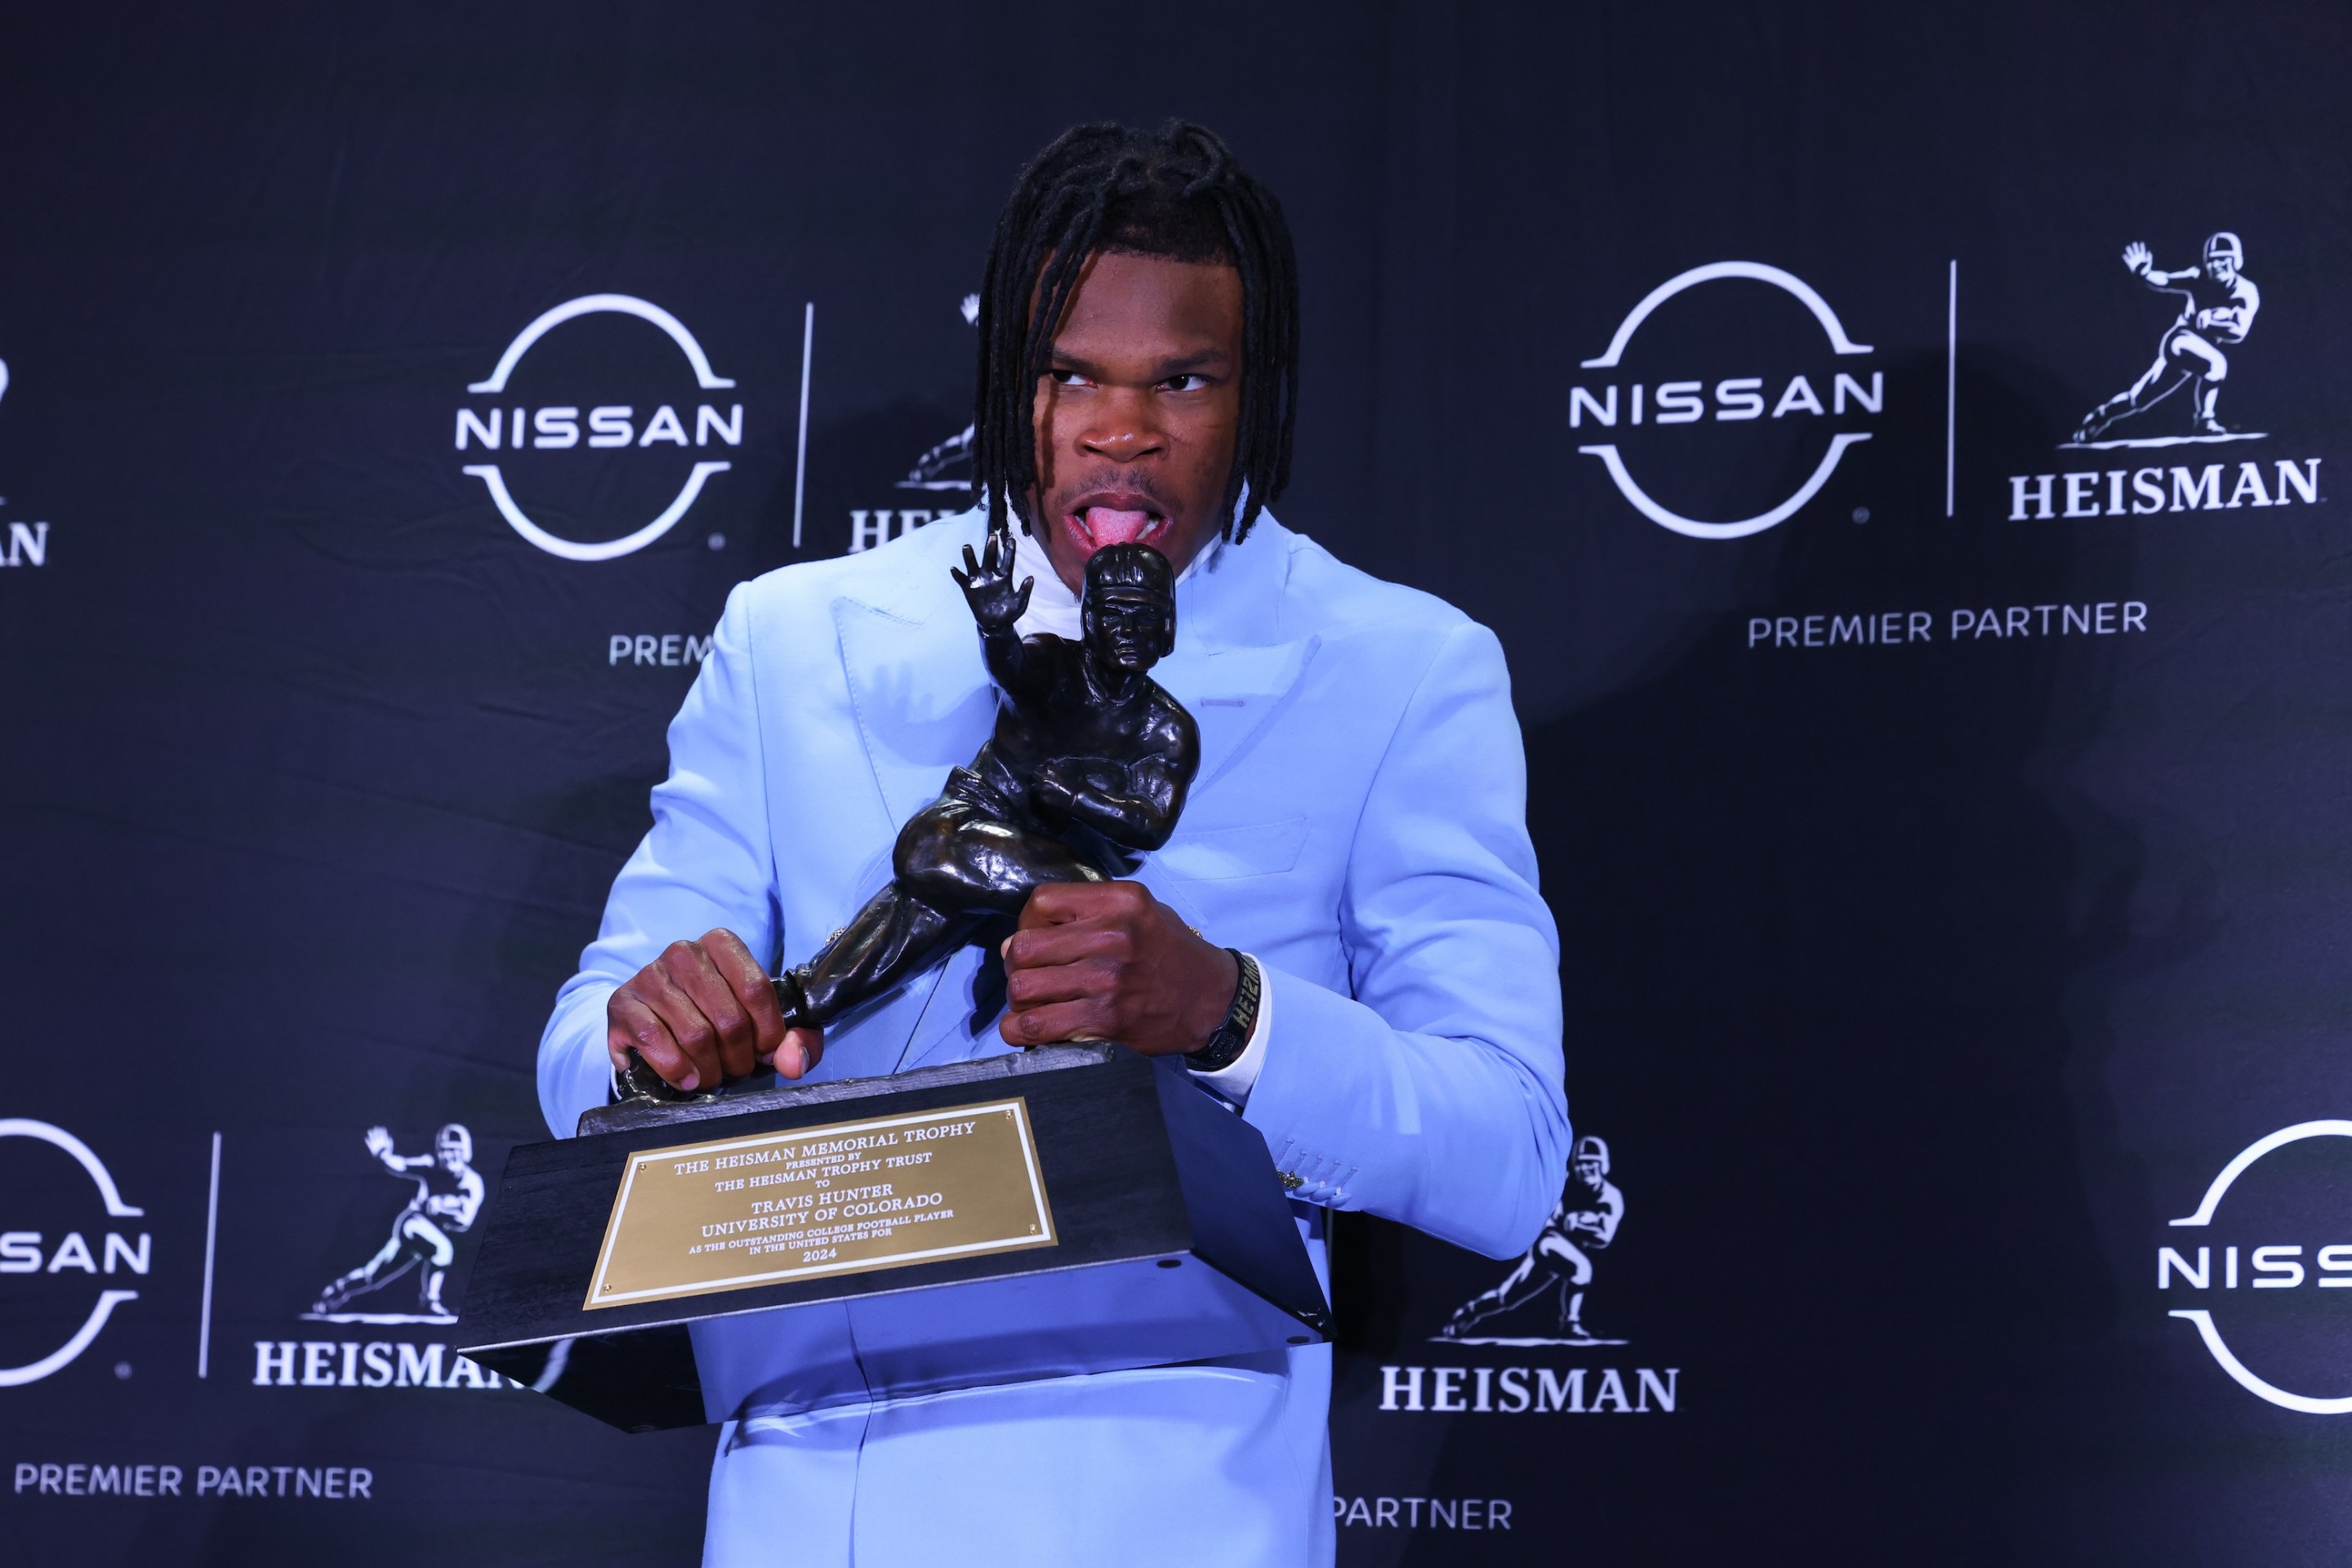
[795,884,965,1026]
[790,799,1103,1028]
[894,799,1105,915]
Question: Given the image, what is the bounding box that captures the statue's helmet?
[1083,541,1176,607]
[2204,231,2243,268]
[1573,1135,1610,1176]
[436,1124,473,1164]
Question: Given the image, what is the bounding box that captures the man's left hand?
[1001,881,1237,1058]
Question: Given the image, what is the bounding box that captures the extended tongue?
[1080,506,1156,546]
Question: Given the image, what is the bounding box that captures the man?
[311,1125,483,1321]
[1440,1134,1623,1344]
[2072,231,2261,442]
[539,121,1568,1566]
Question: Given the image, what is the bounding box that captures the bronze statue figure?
[621,529,1198,1101]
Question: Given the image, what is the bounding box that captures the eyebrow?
[1049,348,1235,380]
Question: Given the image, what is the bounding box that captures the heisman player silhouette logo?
[898,293,984,493]
[304,1125,484,1326]
[1436,1135,1627,1348]
[2067,232,2265,449]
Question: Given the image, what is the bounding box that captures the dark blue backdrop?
[5,3,2350,1562]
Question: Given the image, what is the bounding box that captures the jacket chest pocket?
[1153,817,1310,881]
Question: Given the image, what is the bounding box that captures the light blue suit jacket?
[537,508,1568,1566]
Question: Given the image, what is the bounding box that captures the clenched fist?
[607,929,823,1092]
[1000,881,1237,1057]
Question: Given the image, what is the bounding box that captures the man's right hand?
[606,929,823,1093]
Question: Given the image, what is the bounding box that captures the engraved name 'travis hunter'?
[697,1187,951,1239]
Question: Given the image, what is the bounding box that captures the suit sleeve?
[535,586,780,1136]
[1239,621,1569,1258]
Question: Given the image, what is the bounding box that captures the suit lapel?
[831,567,996,828]
[1157,516,1318,800]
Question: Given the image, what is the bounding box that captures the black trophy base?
[458,1045,1329,1432]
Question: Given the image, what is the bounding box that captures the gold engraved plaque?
[584,1098,1057,1310]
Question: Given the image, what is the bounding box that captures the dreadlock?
[973,120,1299,546]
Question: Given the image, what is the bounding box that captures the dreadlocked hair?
[973,120,1299,545]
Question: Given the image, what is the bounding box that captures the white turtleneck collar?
[1009,524,1223,642]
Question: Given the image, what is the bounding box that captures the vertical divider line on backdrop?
[1946,259,1959,519]
[794,301,817,548]
[197,1132,220,1377]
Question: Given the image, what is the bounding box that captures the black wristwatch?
[1187,950,1262,1073]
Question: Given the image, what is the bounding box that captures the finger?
[702,929,791,1062]
[608,992,697,1090]
[659,941,760,1081]
[1020,884,1110,930]
[1004,920,1130,974]
[1006,953,1119,1009]
[771,1024,826,1079]
[631,965,725,1091]
[951,568,970,589]
[963,543,980,576]
[1002,998,1114,1048]
[1018,879,1140,930]
[1013,577,1033,614]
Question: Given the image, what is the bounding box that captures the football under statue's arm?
[2208,283,2259,337]
[1238,622,1570,1260]
[1036,733,1191,851]
[1590,1189,1625,1247]
[439,1174,487,1229]
[535,586,782,1137]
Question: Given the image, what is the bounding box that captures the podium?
[457,1045,1330,1432]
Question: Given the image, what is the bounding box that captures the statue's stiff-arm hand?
[950,529,1032,631]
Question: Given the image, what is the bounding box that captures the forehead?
[1050,251,1243,364]
[1089,586,1171,609]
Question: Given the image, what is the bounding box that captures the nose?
[1078,392,1165,465]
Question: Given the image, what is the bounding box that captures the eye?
[1160,373,1211,393]
[1049,368,1097,388]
